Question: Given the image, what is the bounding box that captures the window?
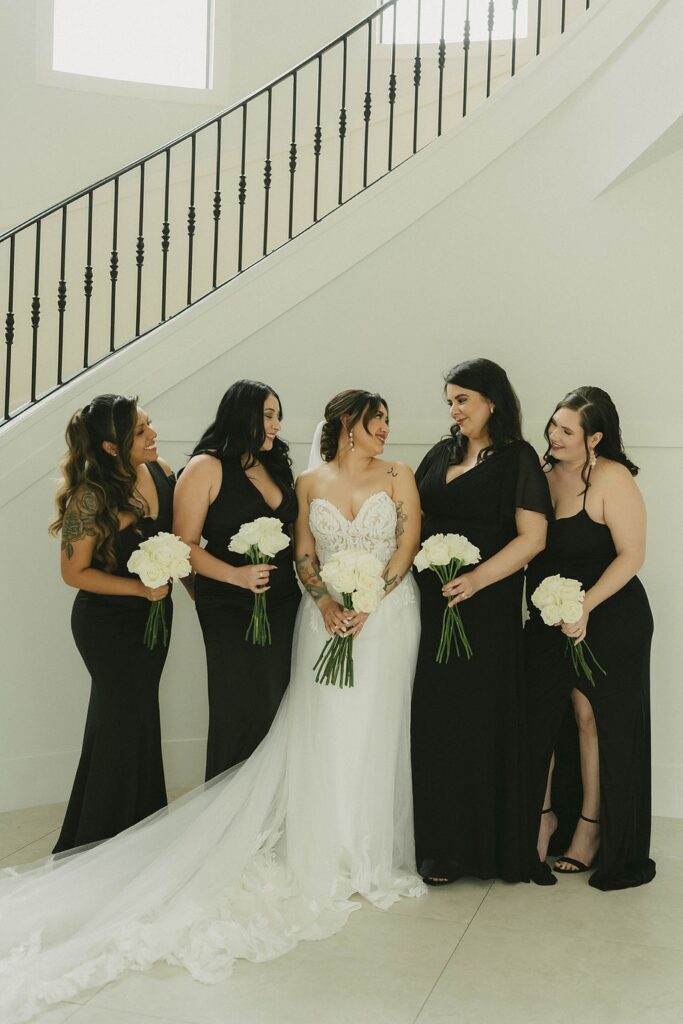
[52,0,213,89]
[379,0,529,45]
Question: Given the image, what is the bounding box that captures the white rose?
[127,551,168,589]
[353,551,383,578]
[424,538,450,567]
[446,534,481,566]
[541,575,565,597]
[228,520,262,554]
[559,600,583,624]
[353,588,382,614]
[414,548,431,572]
[540,603,563,626]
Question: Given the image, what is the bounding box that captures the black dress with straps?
[411,438,552,883]
[194,456,300,781]
[53,461,174,854]
[525,468,656,890]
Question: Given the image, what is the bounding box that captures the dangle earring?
[348,429,355,452]
[589,448,597,468]
[489,405,495,415]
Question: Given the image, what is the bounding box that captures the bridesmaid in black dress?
[526,387,656,890]
[411,358,551,884]
[174,380,300,780]
[51,395,175,853]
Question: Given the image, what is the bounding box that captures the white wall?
[1,0,682,815]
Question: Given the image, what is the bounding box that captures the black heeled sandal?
[531,807,559,886]
[553,814,600,874]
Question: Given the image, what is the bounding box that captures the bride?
[0,389,425,1023]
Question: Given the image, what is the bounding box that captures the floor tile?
[91,906,466,1024]
[471,856,683,951]
[31,1004,80,1024]
[0,802,66,860]
[68,1008,194,1024]
[415,922,683,1024]
[376,876,492,924]
[0,829,60,867]
[650,816,683,861]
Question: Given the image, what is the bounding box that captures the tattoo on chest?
[61,488,98,559]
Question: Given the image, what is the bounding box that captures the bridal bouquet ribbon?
[127,532,192,650]
[314,549,385,688]
[229,517,291,646]
[414,533,480,663]
[531,574,606,686]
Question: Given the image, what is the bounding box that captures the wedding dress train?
[0,490,424,1023]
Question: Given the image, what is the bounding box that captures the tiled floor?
[2,804,682,1024]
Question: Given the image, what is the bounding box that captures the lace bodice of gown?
[309,491,398,567]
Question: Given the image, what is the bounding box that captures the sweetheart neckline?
[310,491,394,526]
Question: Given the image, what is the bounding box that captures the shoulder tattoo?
[61,488,98,559]
[386,465,399,478]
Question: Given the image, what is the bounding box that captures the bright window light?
[52,0,213,89]
[379,0,529,44]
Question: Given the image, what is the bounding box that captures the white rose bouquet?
[228,516,291,646]
[414,533,481,663]
[530,574,606,686]
[313,549,385,688]
[127,532,192,649]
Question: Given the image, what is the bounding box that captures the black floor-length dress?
[411,438,551,883]
[525,475,656,890]
[53,461,174,854]
[195,456,300,781]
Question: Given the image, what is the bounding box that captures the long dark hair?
[192,379,292,480]
[49,394,142,572]
[543,386,638,491]
[445,358,522,465]
[320,389,388,462]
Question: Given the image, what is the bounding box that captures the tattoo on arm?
[61,488,98,559]
[394,500,407,539]
[382,567,402,593]
[296,552,329,603]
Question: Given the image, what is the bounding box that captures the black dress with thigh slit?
[525,471,656,890]
[53,461,174,854]
[411,438,551,883]
[194,455,300,781]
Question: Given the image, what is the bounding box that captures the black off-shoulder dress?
[53,461,174,854]
[411,439,551,883]
[194,456,301,781]
[525,472,656,890]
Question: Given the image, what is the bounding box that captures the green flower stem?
[244,545,273,647]
[313,592,355,687]
[564,637,607,687]
[143,599,169,651]
[432,560,473,664]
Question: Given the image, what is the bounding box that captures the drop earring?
[348,429,355,452]
[589,448,597,468]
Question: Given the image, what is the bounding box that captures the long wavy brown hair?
[49,395,143,571]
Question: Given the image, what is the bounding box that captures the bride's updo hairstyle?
[320,389,388,462]
[191,378,292,478]
[543,386,638,491]
[445,358,522,465]
[50,394,142,572]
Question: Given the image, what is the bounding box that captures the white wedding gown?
[0,491,424,1023]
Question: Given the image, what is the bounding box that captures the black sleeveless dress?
[53,461,174,854]
[194,456,301,780]
[411,439,552,883]
[525,472,656,890]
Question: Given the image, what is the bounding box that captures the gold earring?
[348,429,355,452]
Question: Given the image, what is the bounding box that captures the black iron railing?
[1,0,592,426]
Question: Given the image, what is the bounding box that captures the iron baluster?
[388,2,397,171]
[363,20,372,188]
[135,164,145,337]
[30,221,41,404]
[437,0,447,136]
[462,0,471,118]
[263,90,272,256]
[212,122,222,288]
[57,206,67,385]
[413,0,422,154]
[109,177,119,352]
[3,235,15,421]
[187,134,197,305]
[561,0,566,33]
[313,55,323,223]
[536,0,543,55]
[511,0,519,76]
[83,191,94,367]
[237,104,247,273]
[486,1,495,97]
[161,149,171,320]
[338,37,348,206]
[288,72,298,240]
